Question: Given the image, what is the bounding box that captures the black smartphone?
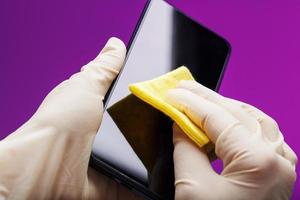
[90,0,231,199]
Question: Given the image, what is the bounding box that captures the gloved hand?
[0,37,141,200]
[166,80,297,200]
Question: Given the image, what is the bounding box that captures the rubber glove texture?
[166,80,297,200]
[0,37,141,200]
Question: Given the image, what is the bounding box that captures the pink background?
[0,0,299,198]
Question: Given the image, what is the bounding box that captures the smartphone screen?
[92,0,230,199]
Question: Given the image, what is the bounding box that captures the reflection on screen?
[92,0,229,199]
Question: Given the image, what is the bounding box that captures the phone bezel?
[90,0,231,199]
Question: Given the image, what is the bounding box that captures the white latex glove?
[166,80,297,200]
[0,37,141,200]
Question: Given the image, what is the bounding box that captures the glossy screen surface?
[92,0,229,198]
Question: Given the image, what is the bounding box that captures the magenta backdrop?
[0,0,299,199]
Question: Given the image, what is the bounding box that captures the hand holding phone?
[0,0,231,198]
[1,35,295,200]
[0,37,141,200]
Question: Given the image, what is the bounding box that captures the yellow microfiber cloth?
[129,66,209,147]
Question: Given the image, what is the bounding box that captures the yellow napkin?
[129,66,209,147]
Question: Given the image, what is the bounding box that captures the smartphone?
[90,0,231,199]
